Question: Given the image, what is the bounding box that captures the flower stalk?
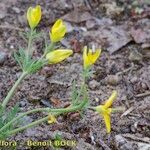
[0,4,125,141]
[26,29,34,59]
[0,68,89,136]
[1,94,88,136]
[1,71,28,109]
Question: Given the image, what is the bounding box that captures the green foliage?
[14,48,26,71]
[0,105,20,140]
[54,133,63,141]
[0,105,4,116]
[53,133,63,149]
[71,80,89,110]
[20,30,43,42]
[71,80,79,106]
[25,58,47,74]
[82,67,95,79]
[45,42,56,54]
[14,29,48,74]
[14,48,47,74]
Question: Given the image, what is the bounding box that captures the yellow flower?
[83,46,101,69]
[48,114,57,124]
[95,91,117,133]
[46,49,73,64]
[50,19,67,42]
[27,5,41,29]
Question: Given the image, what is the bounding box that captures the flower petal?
[50,19,67,42]
[52,19,63,32]
[46,49,73,64]
[104,90,117,109]
[88,49,101,64]
[83,46,101,69]
[27,5,41,29]
[103,113,111,133]
[48,114,57,124]
[83,46,89,69]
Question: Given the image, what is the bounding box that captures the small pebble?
[12,7,21,14]
[64,21,74,33]
[10,45,14,49]
[0,4,7,19]
[141,82,148,90]
[130,76,138,83]
[129,50,143,62]
[0,51,7,65]
[0,13,6,19]
[106,74,120,85]
[19,99,28,107]
[88,80,100,90]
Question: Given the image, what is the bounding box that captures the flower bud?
[27,5,41,29]
[50,19,67,42]
[46,49,73,64]
[83,46,101,69]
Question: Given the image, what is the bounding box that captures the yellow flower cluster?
[83,46,101,69]
[26,5,101,66]
[26,5,107,132]
[95,91,117,133]
[27,6,66,43]
[26,5,72,64]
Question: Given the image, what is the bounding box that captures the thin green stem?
[7,116,49,135]
[0,98,87,134]
[2,72,28,109]
[7,111,62,136]
[42,42,55,58]
[4,96,88,136]
[35,42,55,65]
[27,29,33,59]
[81,69,89,106]
[88,107,95,110]
[71,70,88,107]
[0,108,49,133]
[73,84,84,105]
[80,85,88,108]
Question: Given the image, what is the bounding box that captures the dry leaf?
[62,10,93,23]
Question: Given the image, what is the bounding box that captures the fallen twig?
[99,138,111,150]
[135,91,150,98]
[0,25,24,31]
[121,107,134,117]
[117,63,134,76]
